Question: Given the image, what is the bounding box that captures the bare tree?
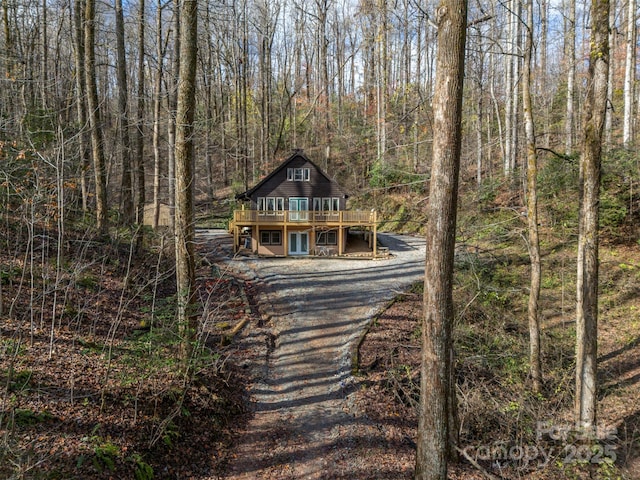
[233,0,250,189]
[134,0,146,230]
[174,0,198,361]
[84,0,108,232]
[39,0,49,110]
[575,0,609,431]
[523,0,542,393]
[565,0,576,155]
[622,0,636,147]
[375,0,388,165]
[605,0,617,146]
[115,0,134,224]
[415,0,468,478]
[255,0,279,169]
[167,0,180,230]
[2,0,14,79]
[151,0,166,229]
[503,0,521,176]
[73,0,91,213]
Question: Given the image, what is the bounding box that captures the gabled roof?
[235,149,348,201]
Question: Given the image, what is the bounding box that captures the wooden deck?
[231,210,376,227]
[229,209,380,258]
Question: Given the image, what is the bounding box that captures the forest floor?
[214,227,640,480]
[350,243,640,480]
[0,228,252,479]
[1,220,638,479]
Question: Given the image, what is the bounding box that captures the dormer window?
[287,167,310,181]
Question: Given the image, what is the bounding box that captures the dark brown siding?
[247,155,347,210]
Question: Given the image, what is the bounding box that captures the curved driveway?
[217,233,426,479]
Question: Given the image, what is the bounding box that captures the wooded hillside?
[1,0,638,214]
[1,0,639,478]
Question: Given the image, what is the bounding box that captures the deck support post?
[283,224,288,256]
[372,211,377,258]
[255,225,259,255]
[233,225,239,253]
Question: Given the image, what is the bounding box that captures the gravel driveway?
[200,232,426,479]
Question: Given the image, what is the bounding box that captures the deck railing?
[233,209,376,226]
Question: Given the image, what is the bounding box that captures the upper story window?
[313,197,340,214]
[287,167,310,182]
[257,197,284,215]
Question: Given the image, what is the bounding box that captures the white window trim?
[266,197,276,215]
[287,167,310,182]
[331,197,340,215]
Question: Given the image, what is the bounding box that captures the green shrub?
[6,408,55,427]
[77,433,121,474]
[600,192,627,229]
[128,453,154,480]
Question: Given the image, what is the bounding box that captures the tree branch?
[536,147,574,161]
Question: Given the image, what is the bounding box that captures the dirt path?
[201,232,425,479]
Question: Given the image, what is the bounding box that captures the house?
[230,150,378,257]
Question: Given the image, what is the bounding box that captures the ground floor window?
[316,230,337,245]
[260,230,282,245]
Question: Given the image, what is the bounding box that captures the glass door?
[289,232,309,255]
[289,197,308,221]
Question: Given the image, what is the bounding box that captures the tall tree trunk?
[415,0,467,478]
[40,0,48,110]
[73,0,91,213]
[375,0,388,165]
[490,49,506,173]
[575,0,609,431]
[257,0,276,169]
[523,0,542,394]
[504,0,520,176]
[473,25,485,185]
[510,0,521,174]
[622,0,636,147]
[565,0,576,155]
[316,0,332,169]
[539,0,550,147]
[115,0,134,225]
[174,0,198,362]
[167,0,180,231]
[2,0,13,77]
[152,0,165,229]
[202,2,215,201]
[231,0,249,188]
[605,0,616,146]
[539,0,548,86]
[135,0,146,229]
[84,0,108,232]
